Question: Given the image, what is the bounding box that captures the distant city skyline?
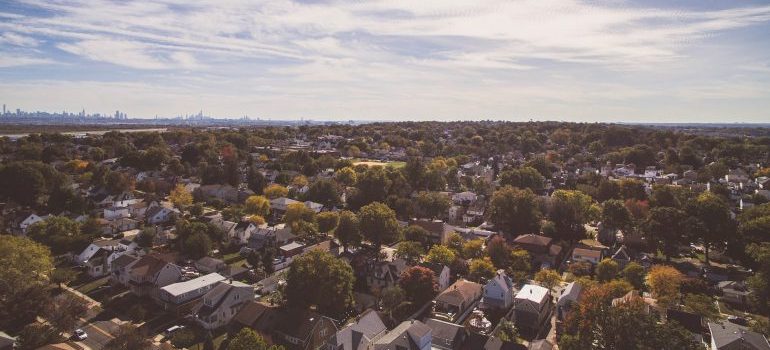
[1,0,770,122]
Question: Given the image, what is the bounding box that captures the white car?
[165,325,185,336]
[74,329,88,341]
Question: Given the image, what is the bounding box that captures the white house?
[104,206,130,220]
[196,280,254,330]
[556,282,582,321]
[513,284,552,333]
[76,239,120,265]
[13,212,46,234]
[232,221,259,245]
[419,262,451,291]
[482,269,515,309]
[145,206,176,225]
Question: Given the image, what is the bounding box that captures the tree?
[247,167,268,194]
[358,202,400,250]
[169,183,193,209]
[498,166,544,192]
[17,323,57,349]
[104,324,152,350]
[50,267,78,290]
[549,189,599,242]
[353,166,392,207]
[425,245,456,266]
[399,266,438,305]
[228,328,283,350]
[687,191,735,265]
[182,231,212,259]
[137,227,156,247]
[285,250,354,317]
[487,186,541,235]
[106,171,132,194]
[646,265,683,307]
[306,179,341,209]
[601,199,631,232]
[535,268,562,294]
[264,184,288,199]
[395,241,425,265]
[468,258,496,282]
[508,249,532,283]
[462,239,485,260]
[495,320,519,343]
[595,259,619,283]
[621,262,645,289]
[283,202,316,231]
[171,328,197,349]
[45,294,88,335]
[403,225,429,246]
[414,191,451,219]
[0,235,53,330]
[746,243,770,314]
[644,206,688,261]
[486,235,511,269]
[381,286,405,315]
[683,293,720,320]
[334,167,357,187]
[245,195,271,217]
[316,211,339,233]
[27,216,86,254]
[334,210,362,251]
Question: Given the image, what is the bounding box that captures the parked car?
[165,325,186,337]
[728,316,748,326]
[73,329,88,341]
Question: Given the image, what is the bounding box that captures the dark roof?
[666,309,704,334]
[233,301,278,330]
[709,321,770,350]
[425,318,464,348]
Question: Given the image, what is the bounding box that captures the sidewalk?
[61,284,101,309]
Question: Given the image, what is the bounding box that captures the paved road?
[62,284,122,349]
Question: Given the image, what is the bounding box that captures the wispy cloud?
[0,0,769,121]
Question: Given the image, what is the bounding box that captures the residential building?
[482,270,515,310]
[373,320,432,350]
[556,282,582,321]
[432,279,482,323]
[425,318,465,350]
[159,273,227,315]
[196,280,254,330]
[512,234,563,269]
[513,284,552,334]
[419,262,452,291]
[125,254,182,298]
[327,309,388,350]
[708,321,770,350]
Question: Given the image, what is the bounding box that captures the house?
[409,219,455,245]
[512,284,552,334]
[196,256,227,274]
[125,254,182,298]
[110,253,140,286]
[556,282,582,321]
[327,309,388,350]
[482,270,515,310]
[248,224,296,251]
[610,245,633,269]
[110,217,139,234]
[159,273,227,315]
[145,206,176,225]
[232,221,259,245]
[718,281,750,306]
[83,248,113,277]
[373,320,432,350]
[452,191,477,205]
[528,339,554,350]
[463,201,485,225]
[708,321,770,350]
[196,280,254,330]
[419,262,452,291]
[432,279,483,323]
[273,311,338,350]
[611,290,659,316]
[571,247,603,265]
[103,206,130,220]
[76,239,120,265]
[233,301,279,343]
[366,258,408,293]
[270,197,300,217]
[512,234,563,269]
[11,212,46,234]
[196,184,241,203]
[425,318,465,350]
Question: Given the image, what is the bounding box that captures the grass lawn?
[74,276,109,294]
[188,328,228,350]
[352,159,406,169]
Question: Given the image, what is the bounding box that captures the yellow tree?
[169,184,193,209]
[245,195,271,217]
[646,265,683,307]
[535,268,562,295]
[264,184,289,199]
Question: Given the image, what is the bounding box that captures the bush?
[127,304,147,321]
[171,328,197,348]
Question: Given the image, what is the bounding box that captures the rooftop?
[161,272,226,297]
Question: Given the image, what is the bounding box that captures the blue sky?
[1,0,770,122]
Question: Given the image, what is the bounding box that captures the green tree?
[395,241,425,265]
[468,258,496,282]
[0,235,53,330]
[487,186,541,235]
[334,167,357,187]
[45,294,88,335]
[621,262,645,289]
[381,286,405,315]
[414,191,451,219]
[182,231,212,259]
[595,258,619,283]
[334,210,362,251]
[601,199,631,232]
[498,166,544,192]
[228,328,284,350]
[285,250,354,317]
[683,293,720,320]
[358,202,400,250]
[27,216,86,254]
[403,225,429,246]
[316,211,339,233]
[485,236,511,269]
[687,191,735,265]
[247,167,268,195]
[462,239,485,260]
[548,189,598,242]
[495,320,519,343]
[306,179,341,209]
[104,324,152,350]
[643,206,687,261]
[746,243,770,314]
[425,245,456,266]
[508,249,532,283]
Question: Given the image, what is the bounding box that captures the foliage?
[285,250,354,317]
[414,191,451,219]
[228,328,284,350]
[535,268,562,292]
[508,249,532,283]
[169,183,193,209]
[316,211,339,233]
[746,243,770,314]
[264,184,289,199]
[621,262,645,289]
[498,166,544,192]
[495,320,519,343]
[399,266,438,305]
[0,235,53,330]
[468,258,496,282]
[646,265,683,307]
[171,328,197,348]
[683,293,720,320]
[595,258,619,283]
[358,202,400,248]
[425,244,456,266]
[487,186,541,235]
[462,239,485,260]
[549,189,599,242]
[104,324,153,350]
[28,216,89,255]
[395,241,425,265]
[45,294,88,335]
[485,235,511,269]
[334,210,362,250]
[245,195,271,216]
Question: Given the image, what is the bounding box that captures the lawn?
[74,276,109,295]
[352,159,406,169]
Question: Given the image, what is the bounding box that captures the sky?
[1,0,770,122]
